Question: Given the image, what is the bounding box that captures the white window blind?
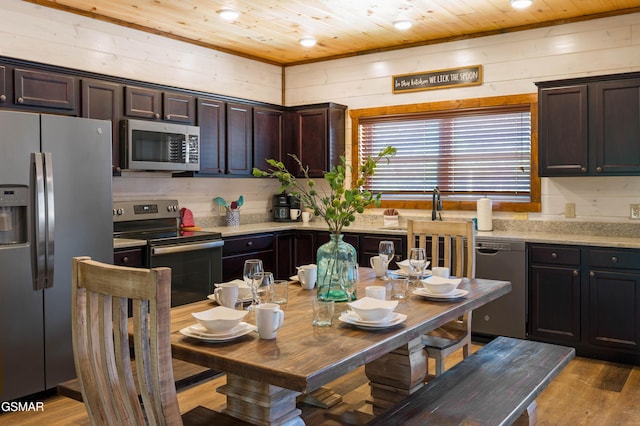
[358,107,531,202]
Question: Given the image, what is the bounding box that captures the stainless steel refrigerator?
[0,111,112,401]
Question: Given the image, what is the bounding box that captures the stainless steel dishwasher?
[471,238,527,339]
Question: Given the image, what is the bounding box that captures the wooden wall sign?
[392,65,483,93]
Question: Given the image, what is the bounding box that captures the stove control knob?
[113,208,124,216]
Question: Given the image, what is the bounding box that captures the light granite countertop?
[113,220,640,250]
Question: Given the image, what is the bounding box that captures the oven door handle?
[151,240,224,256]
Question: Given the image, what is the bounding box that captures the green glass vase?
[316,234,357,301]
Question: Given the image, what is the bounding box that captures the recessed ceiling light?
[510,0,533,9]
[299,37,317,48]
[393,20,413,30]
[217,9,240,21]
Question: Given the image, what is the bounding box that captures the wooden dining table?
[169,268,511,425]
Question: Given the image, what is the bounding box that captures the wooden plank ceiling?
[26,0,640,66]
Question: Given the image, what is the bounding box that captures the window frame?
[349,93,540,213]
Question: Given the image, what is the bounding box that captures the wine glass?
[378,240,395,281]
[341,262,359,305]
[254,272,274,305]
[408,247,427,285]
[243,259,263,310]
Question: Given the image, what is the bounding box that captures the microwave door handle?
[43,152,55,288]
[32,153,47,290]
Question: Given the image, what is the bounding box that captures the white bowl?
[421,276,462,295]
[348,297,398,321]
[396,259,430,274]
[191,306,248,333]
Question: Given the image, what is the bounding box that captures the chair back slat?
[72,256,182,426]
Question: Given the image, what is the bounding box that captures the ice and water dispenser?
[0,186,28,245]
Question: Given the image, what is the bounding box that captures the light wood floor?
[3,343,640,425]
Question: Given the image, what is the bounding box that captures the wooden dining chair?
[71,256,244,426]
[406,220,476,380]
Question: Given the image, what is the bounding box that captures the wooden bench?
[57,358,222,402]
[367,336,575,426]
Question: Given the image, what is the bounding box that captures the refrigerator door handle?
[32,152,47,290]
[43,152,55,288]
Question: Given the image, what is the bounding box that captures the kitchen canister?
[477,197,493,231]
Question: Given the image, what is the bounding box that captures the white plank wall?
[2,0,640,223]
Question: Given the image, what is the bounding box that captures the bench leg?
[364,337,426,415]
[513,400,538,426]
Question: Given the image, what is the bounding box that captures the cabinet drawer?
[530,245,580,266]
[588,248,640,270]
[223,234,273,256]
[114,248,144,267]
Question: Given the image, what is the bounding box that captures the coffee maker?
[272,193,301,222]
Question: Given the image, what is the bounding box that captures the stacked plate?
[412,287,468,300]
[338,310,407,329]
[179,322,256,342]
[413,276,467,300]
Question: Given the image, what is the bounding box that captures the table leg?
[364,337,427,415]
[217,374,304,426]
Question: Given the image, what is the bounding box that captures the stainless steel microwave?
[121,119,200,171]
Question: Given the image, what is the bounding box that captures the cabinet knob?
[247,241,253,246]
[589,271,595,278]
[154,113,160,119]
[611,256,618,263]
[596,166,602,173]
[17,97,24,104]
[574,270,580,276]
[166,114,171,120]
[551,252,558,259]
[0,94,6,102]
[122,256,129,264]
[581,167,587,173]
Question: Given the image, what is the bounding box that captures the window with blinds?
[358,106,532,202]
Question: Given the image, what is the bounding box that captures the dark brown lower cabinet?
[114,247,144,267]
[222,233,275,282]
[529,244,640,364]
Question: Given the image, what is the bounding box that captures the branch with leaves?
[252,146,397,235]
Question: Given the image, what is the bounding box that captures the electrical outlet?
[565,203,576,218]
[631,204,640,219]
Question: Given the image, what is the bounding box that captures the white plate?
[338,312,407,329]
[390,269,431,278]
[179,322,256,342]
[343,310,399,325]
[412,288,469,300]
[207,293,253,304]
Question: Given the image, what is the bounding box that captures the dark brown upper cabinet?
[81,78,123,172]
[13,68,78,114]
[196,97,226,175]
[163,92,195,124]
[253,106,284,170]
[124,85,161,119]
[0,65,6,105]
[537,72,640,176]
[226,101,253,175]
[290,103,346,177]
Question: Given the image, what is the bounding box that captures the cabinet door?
[163,92,195,123]
[253,106,283,170]
[593,79,640,174]
[538,85,589,176]
[81,79,123,172]
[294,231,316,268]
[197,97,226,175]
[529,264,581,344]
[14,68,77,114]
[360,234,404,269]
[588,268,640,351]
[124,86,161,119]
[275,232,294,279]
[226,102,253,175]
[296,108,328,177]
[0,65,7,105]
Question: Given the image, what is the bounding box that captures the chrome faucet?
[432,186,442,221]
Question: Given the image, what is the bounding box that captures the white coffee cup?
[369,256,387,278]
[432,266,451,278]
[214,283,238,308]
[301,211,311,224]
[297,264,317,290]
[255,303,284,339]
[365,285,386,300]
[290,209,301,220]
